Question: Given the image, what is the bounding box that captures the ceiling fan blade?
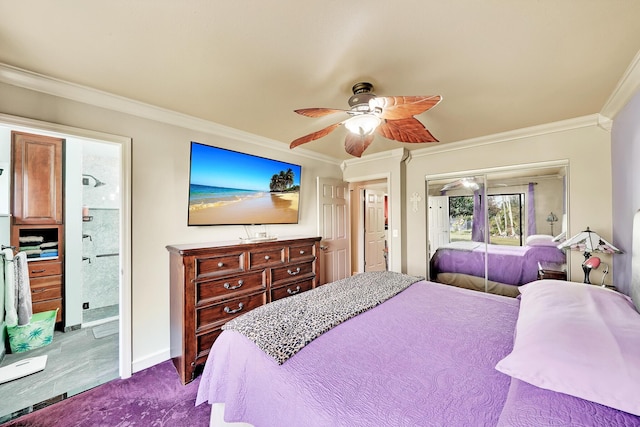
[376,117,439,143]
[375,96,442,120]
[290,122,341,149]
[344,133,375,157]
[294,107,347,118]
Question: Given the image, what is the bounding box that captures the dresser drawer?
[271,261,315,285]
[249,247,285,269]
[32,299,62,322]
[27,261,62,278]
[30,275,62,302]
[271,278,314,302]
[195,252,245,279]
[196,328,223,363]
[289,243,316,262]
[196,292,266,333]
[196,271,266,306]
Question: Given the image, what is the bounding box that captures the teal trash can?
[7,309,58,353]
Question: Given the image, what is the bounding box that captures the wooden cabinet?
[11,131,65,326]
[167,236,320,384]
[11,132,63,225]
[10,225,64,323]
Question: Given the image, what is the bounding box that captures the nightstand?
[537,261,567,281]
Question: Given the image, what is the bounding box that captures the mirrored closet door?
[426,163,568,297]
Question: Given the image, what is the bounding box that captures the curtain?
[472,188,485,242]
[528,182,537,235]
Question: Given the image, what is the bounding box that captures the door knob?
[320,245,328,250]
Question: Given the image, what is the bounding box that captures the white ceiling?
[1,1,639,161]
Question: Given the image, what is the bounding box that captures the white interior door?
[317,177,350,284]
[364,189,387,271]
[428,195,449,256]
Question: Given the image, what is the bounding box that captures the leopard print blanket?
[222,271,423,364]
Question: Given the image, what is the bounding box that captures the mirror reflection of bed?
[426,163,568,297]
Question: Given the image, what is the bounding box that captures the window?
[448,193,524,246]
[487,193,523,246]
[449,196,474,242]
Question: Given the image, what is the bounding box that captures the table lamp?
[546,212,558,235]
[557,226,621,284]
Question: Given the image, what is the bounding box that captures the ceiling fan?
[290,82,442,157]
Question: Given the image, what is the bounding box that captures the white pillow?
[525,234,553,246]
[495,280,640,416]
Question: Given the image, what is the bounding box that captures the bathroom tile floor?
[0,322,118,422]
[83,304,119,324]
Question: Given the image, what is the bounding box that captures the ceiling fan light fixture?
[344,114,381,136]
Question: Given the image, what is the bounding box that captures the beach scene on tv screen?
[188,144,301,225]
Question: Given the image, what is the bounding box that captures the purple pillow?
[495,280,640,416]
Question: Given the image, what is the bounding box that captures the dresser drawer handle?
[223,280,244,290]
[264,255,270,260]
[287,267,301,276]
[31,269,46,274]
[32,288,47,294]
[287,286,301,295]
[217,262,224,268]
[224,303,244,314]
[299,250,305,255]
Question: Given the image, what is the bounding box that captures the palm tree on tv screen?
[269,168,296,192]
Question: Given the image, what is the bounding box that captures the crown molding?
[341,147,408,171]
[408,114,601,160]
[600,49,640,120]
[0,62,341,166]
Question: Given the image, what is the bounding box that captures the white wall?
[64,137,84,328]
[403,117,613,284]
[611,89,640,295]
[0,81,343,370]
[0,127,11,356]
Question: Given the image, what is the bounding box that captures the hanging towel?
[13,252,33,326]
[3,248,17,327]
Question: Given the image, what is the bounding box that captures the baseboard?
[64,324,81,332]
[131,348,170,373]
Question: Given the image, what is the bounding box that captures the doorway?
[363,188,388,272]
[349,179,389,274]
[0,117,131,421]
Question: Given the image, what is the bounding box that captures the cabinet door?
[12,132,63,224]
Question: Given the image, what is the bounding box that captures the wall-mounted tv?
[188,142,302,226]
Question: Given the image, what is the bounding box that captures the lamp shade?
[557,227,622,255]
[344,114,381,135]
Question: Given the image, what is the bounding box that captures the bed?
[429,235,566,294]
[196,236,640,426]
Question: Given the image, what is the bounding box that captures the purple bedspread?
[497,378,640,426]
[197,280,519,426]
[196,279,640,426]
[430,240,566,285]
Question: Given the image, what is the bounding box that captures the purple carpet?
[4,361,211,426]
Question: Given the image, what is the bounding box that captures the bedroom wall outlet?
[82,302,89,310]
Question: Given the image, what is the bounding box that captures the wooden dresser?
[166,236,321,384]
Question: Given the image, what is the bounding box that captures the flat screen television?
[188,142,302,226]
